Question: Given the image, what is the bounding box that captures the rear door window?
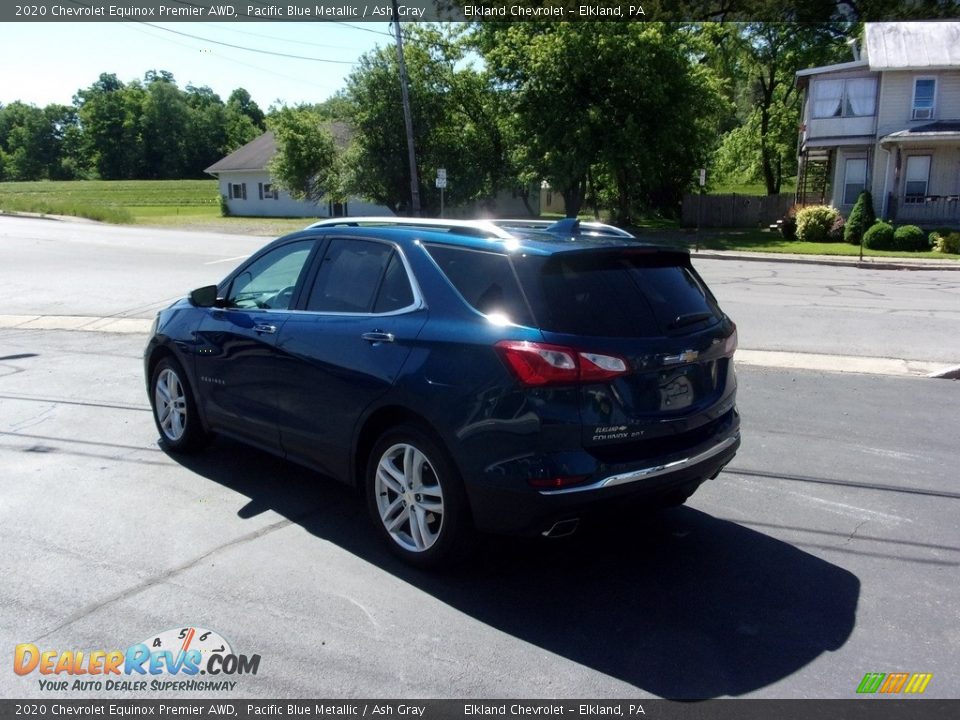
[516,251,721,337]
[306,239,405,313]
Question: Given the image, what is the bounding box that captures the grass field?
[0,179,219,224]
[708,178,797,195]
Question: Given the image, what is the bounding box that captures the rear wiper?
[670,312,712,329]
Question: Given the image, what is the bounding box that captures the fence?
[681,193,793,228]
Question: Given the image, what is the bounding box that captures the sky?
[0,22,399,110]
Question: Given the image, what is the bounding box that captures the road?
[2,214,958,366]
[694,257,960,363]
[1,216,958,700]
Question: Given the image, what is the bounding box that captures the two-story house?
[796,22,960,226]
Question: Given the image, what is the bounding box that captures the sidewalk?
[688,247,960,271]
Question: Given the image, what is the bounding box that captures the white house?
[795,22,960,225]
[204,131,393,218]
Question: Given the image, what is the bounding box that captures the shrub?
[931,231,960,254]
[218,194,231,217]
[778,205,798,240]
[893,224,927,252]
[863,221,895,250]
[844,191,876,245]
[828,214,846,243]
[795,205,841,243]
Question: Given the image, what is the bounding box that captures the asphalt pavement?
[1,215,958,700]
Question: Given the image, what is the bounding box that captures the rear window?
[514,251,721,338]
[425,245,534,326]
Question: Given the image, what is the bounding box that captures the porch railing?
[888,194,960,225]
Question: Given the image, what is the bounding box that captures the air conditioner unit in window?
[912,108,933,120]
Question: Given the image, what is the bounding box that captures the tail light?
[495,341,629,387]
[722,324,738,358]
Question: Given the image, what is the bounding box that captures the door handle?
[254,323,277,335]
[361,331,395,344]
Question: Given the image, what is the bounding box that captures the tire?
[366,425,473,569]
[150,357,209,453]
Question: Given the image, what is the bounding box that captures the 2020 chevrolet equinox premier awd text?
[145,218,740,567]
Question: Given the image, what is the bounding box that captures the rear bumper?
[538,433,739,496]
[464,411,740,535]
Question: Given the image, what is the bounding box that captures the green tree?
[225,88,266,152]
[480,23,725,220]
[844,190,876,245]
[184,84,229,176]
[0,101,76,180]
[710,23,849,194]
[267,106,340,204]
[74,73,145,179]
[345,25,512,215]
[140,73,190,179]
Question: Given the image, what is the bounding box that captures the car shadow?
[172,436,860,699]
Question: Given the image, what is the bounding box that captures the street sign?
[436,178,447,188]
[437,168,447,180]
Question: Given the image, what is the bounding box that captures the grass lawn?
[707,179,797,195]
[0,180,319,236]
[643,227,960,260]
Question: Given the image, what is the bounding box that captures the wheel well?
[146,345,176,385]
[146,345,209,432]
[353,406,448,489]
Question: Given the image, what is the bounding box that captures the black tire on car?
[150,356,209,452]
[366,425,473,568]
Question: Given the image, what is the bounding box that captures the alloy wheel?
[154,367,188,442]
[374,443,445,553]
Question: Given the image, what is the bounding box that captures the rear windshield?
[514,251,721,338]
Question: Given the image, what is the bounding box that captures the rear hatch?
[512,248,737,461]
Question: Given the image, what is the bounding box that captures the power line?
[124,23,341,98]
[332,22,395,39]
[206,23,370,51]
[139,23,359,64]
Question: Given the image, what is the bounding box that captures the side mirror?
[189,285,221,308]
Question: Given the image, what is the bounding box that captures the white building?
[205,131,393,218]
[796,22,960,225]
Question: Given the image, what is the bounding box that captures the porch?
[888,194,960,226]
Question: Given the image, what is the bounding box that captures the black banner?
[1,700,959,720]
[2,0,959,23]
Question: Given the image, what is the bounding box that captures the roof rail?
[306,216,517,240]
[490,218,635,238]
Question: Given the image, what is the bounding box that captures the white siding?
[870,146,896,217]
[940,72,960,119]
[877,70,960,135]
[217,171,393,218]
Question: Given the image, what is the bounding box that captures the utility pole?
[391,2,421,217]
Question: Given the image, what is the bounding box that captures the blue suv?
[145,218,740,567]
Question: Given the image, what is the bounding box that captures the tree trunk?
[562,176,587,218]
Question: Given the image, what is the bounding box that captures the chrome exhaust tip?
[542,518,580,538]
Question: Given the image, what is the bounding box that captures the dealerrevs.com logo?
[14,627,261,692]
[856,672,933,695]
